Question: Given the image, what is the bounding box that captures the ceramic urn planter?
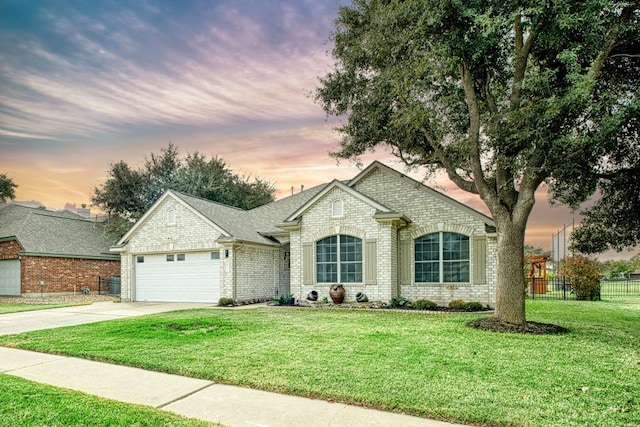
[329,284,345,304]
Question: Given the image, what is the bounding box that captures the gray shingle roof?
[170,191,262,243]
[120,161,495,249]
[169,183,327,245]
[0,204,118,259]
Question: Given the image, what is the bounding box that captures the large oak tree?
[315,0,639,325]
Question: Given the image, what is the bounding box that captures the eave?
[374,212,411,227]
[275,219,301,231]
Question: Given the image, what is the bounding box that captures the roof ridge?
[31,210,93,222]
[249,182,329,212]
[170,190,247,212]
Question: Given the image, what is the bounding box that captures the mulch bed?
[467,317,570,334]
[292,300,493,313]
[296,300,568,335]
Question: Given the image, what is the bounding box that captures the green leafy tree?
[570,161,640,254]
[565,52,639,254]
[599,259,634,279]
[0,173,18,203]
[93,144,275,241]
[315,1,638,325]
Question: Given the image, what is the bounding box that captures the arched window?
[331,199,344,218]
[167,209,176,225]
[316,235,362,283]
[415,232,469,283]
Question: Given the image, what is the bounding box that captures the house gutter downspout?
[232,244,237,301]
[396,220,411,299]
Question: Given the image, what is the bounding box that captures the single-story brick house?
[0,204,120,296]
[113,161,497,306]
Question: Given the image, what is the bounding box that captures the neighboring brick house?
[114,162,497,306]
[0,204,120,296]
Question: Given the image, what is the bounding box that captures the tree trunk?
[493,219,527,324]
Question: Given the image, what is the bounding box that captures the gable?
[117,193,228,252]
[116,191,231,247]
[350,162,494,229]
[284,180,393,223]
[298,186,382,231]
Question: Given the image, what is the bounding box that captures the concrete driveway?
[0,301,215,335]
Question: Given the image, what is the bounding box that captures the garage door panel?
[0,259,21,296]
[135,252,220,303]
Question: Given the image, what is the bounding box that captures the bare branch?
[608,53,640,59]
[590,7,634,80]
[459,62,494,201]
[418,126,477,194]
[510,11,540,110]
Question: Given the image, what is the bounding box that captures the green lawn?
[1,299,638,427]
[0,374,220,426]
[0,303,75,314]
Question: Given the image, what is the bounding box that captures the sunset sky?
[0,0,635,260]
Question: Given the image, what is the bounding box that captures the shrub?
[270,293,295,306]
[448,299,466,310]
[560,256,600,301]
[218,297,235,307]
[389,296,412,308]
[464,301,484,311]
[413,299,439,310]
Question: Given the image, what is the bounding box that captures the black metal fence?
[527,277,640,300]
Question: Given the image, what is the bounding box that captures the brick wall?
[353,167,497,306]
[0,240,21,260]
[294,186,391,303]
[233,245,279,301]
[119,196,283,303]
[291,167,497,306]
[21,255,120,294]
[120,196,224,301]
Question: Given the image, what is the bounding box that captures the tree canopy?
[315,0,639,325]
[93,144,275,241]
[0,173,18,203]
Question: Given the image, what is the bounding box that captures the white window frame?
[316,235,362,283]
[414,232,470,283]
[167,209,176,225]
[331,199,344,218]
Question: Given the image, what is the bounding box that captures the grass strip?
[1,299,638,427]
[0,373,220,426]
[0,303,76,314]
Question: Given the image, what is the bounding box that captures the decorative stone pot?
[307,290,318,301]
[329,284,345,304]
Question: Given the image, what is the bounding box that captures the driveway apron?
[0,301,214,335]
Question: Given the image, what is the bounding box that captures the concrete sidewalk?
[0,302,472,426]
[0,347,468,427]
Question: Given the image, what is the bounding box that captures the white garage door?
[135,252,221,303]
[0,259,21,296]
